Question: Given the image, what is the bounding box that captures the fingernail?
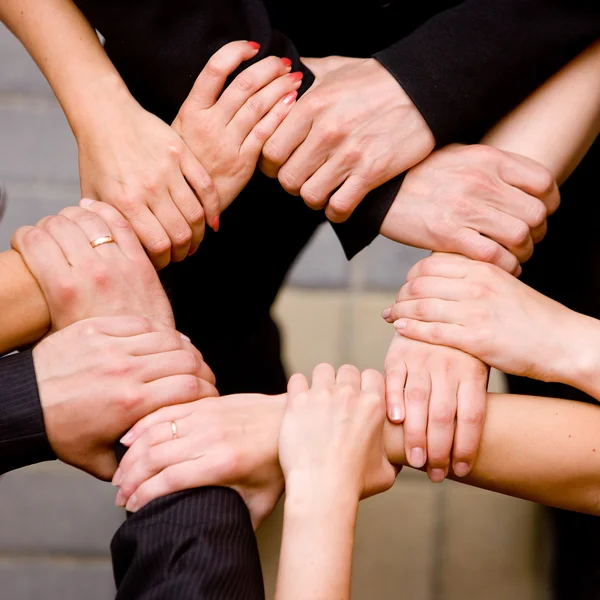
[80,198,95,207]
[179,333,191,343]
[454,462,470,477]
[115,489,126,507]
[211,215,220,232]
[382,307,391,320]
[394,319,407,330]
[429,468,446,483]
[112,468,122,487]
[247,41,261,50]
[282,91,297,105]
[281,57,293,68]
[288,71,303,82]
[120,431,134,446]
[389,404,403,422]
[126,494,138,513]
[411,447,426,468]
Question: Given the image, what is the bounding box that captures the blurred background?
[0,23,551,600]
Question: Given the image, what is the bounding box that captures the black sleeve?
[374,0,600,146]
[111,486,265,600]
[0,351,56,475]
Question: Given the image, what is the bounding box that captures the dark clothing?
[507,139,600,600]
[112,488,264,600]
[0,350,55,475]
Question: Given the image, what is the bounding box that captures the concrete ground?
[0,24,550,599]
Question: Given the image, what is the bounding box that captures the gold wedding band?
[171,420,178,440]
[90,235,115,249]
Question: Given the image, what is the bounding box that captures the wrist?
[66,73,137,140]
[285,469,361,512]
[554,312,600,398]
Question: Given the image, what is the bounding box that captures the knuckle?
[429,323,446,344]
[406,386,427,406]
[166,143,182,160]
[235,74,254,92]
[278,169,300,193]
[117,387,144,411]
[54,276,78,304]
[460,407,486,428]
[245,96,263,115]
[527,201,547,228]
[204,60,226,80]
[89,262,111,288]
[430,404,456,426]
[509,222,530,247]
[414,299,428,318]
[172,228,193,247]
[147,236,171,255]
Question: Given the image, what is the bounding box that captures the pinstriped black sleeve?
[0,350,56,475]
[111,487,265,599]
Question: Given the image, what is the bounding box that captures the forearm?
[0,0,135,137]
[0,250,49,353]
[276,477,357,600]
[482,40,600,185]
[385,393,600,515]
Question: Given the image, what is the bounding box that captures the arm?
[375,0,600,146]
[117,387,600,520]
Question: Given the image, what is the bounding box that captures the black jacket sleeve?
[0,351,56,475]
[374,0,600,145]
[111,487,265,600]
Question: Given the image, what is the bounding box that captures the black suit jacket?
[0,351,55,475]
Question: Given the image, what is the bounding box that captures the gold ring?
[171,420,178,440]
[90,235,115,249]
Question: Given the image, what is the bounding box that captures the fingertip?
[382,307,392,321]
[453,461,471,478]
[388,403,404,423]
[394,319,408,331]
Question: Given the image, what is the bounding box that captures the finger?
[311,363,336,391]
[120,402,197,447]
[287,372,309,401]
[335,364,361,391]
[229,70,303,141]
[299,158,348,210]
[125,457,222,513]
[118,437,195,502]
[59,205,124,262]
[118,420,190,484]
[169,176,206,254]
[241,90,298,159]
[403,369,430,469]
[86,315,156,338]
[490,184,548,232]
[39,214,103,266]
[217,56,292,122]
[452,228,520,275]
[275,126,332,196]
[360,368,385,398]
[140,375,218,417]
[405,254,472,282]
[394,276,475,306]
[259,98,314,178]
[10,225,71,290]
[394,319,468,353]
[452,376,488,477]
[476,208,534,264]
[385,362,407,423]
[146,193,193,262]
[114,202,172,270]
[389,298,461,325]
[326,173,374,223]
[181,40,262,110]
[179,150,219,236]
[426,376,458,483]
[500,152,560,215]
[137,349,207,383]
[77,200,149,263]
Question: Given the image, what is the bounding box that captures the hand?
[385,252,590,383]
[11,200,174,330]
[260,56,435,222]
[380,144,560,274]
[173,41,302,212]
[33,316,217,480]
[384,333,489,482]
[77,89,220,268]
[280,364,397,501]
[114,393,286,529]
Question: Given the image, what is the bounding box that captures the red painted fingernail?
[247,41,261,50]
[281,57,293,68]
[282,91,298,105]
[211,215,220,232]
[288,71,303,82]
